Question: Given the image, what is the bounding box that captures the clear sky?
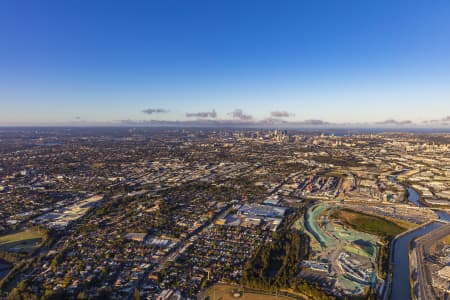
[1,0,450,126]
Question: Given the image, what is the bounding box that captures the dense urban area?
[0,127,449,300]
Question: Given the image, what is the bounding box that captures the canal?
[386,175,449,299]
[389,175,450,221]
[389,221,442,300]
[406,184,450,221]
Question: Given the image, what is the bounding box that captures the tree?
[7,280,38,300]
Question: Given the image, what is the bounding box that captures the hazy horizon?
[1,1,450,125]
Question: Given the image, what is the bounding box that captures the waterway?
[389,222,442,300]
[386,175,449,299]
[406,184,450,222]
[389,175,450,221]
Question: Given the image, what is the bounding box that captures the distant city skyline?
[1,1,450,126]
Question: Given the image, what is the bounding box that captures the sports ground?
[0,229,44,254]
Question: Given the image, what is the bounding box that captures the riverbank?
[382,221,442,300]
[391,174,450,221]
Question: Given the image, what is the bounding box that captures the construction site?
[301,204,380,297]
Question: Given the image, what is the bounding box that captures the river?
[406,184,450,221]
[385,175,449,299]
[389,175,450,221]
[389,222,442,300]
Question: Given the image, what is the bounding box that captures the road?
[381,221,442,300]
[2,159,257,297]
[127,204,231,299]
[413,223,450,300]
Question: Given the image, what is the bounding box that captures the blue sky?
[1,0,450,126]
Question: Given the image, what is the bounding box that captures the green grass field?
[343,244,373,259]
[441,234,450,245]
[332,209,406,238]
[202,284,297,300]
[0,229,44,254]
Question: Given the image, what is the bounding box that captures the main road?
[413,223,450,300]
